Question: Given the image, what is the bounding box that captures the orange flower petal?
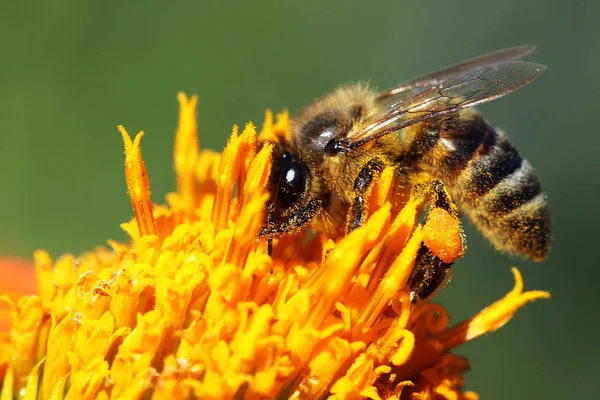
[0,257,36,332]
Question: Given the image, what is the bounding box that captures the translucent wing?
[347,60,545,150]
[377,46,537,101]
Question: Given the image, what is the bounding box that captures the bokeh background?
[0,1,596,398]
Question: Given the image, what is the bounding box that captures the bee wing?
[347,60,545,150]
[377,46,537,101]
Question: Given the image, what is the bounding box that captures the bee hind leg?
[408,244,453,302]
[346,158,386,233]
[408,179,464,302]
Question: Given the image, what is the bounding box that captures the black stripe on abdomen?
[465,129,523,200]
[480,160,542,216]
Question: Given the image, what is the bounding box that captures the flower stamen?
[174,93,200,212]
[119,125,156,237]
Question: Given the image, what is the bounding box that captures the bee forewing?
[378,46,537,99]
[348,61,546,149]
[400,61,546,112]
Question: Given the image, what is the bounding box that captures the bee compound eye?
[272,152,308,210]
[278,161,307,209]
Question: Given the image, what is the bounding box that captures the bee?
[260,47,551,301]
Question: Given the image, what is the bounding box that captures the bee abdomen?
[494,192,550,261]
[407,111,551,261]
[480,159,542,216]
[463,127,523,198]
[458,129,551,261]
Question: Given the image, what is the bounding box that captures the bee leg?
[259,198,322,237]
[408,179,463,302]
[429,179,459,218]
[408,244,453,302]
[347,158,386,233]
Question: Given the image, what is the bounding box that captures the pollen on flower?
[0,94,549,400]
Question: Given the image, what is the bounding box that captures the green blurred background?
[0,0,596,398]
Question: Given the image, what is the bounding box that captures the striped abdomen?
[410,109,551,261]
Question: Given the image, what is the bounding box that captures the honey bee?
[260,47,551,301]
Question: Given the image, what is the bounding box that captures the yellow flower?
[0,93,549,400]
